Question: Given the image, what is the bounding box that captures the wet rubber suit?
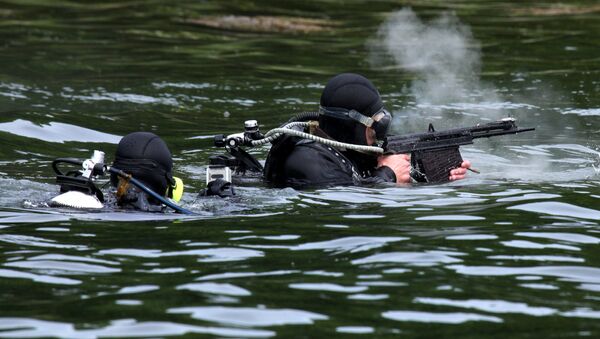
[264,73,396,189]
[264,133,395,188]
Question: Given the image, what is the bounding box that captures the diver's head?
[318,73,391,145]
[110,132,174,199]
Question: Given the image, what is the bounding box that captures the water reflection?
[292,236,407,253]
[501,240,580,251]
[382,310,502,324]
[0,318,275,338]
[4,259,120,274]
[353,251,465,266]
[117,285,160,295]
[447,265,600,284]
[177,282,251,296]
[414,297,556,316]
[167,306,328,326]
[0,119,120,144]
[0,268,81,285]
[336,326,375,334]
[508,201,600,220]
[515,232,600,244]
[487,255,584,263]
[0,234,88,250]
[98,247,264,263]
[289,283,367,293]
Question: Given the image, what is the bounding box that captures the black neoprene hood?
[112,132,174,195]
[115,132,172,169]
[318,73,386,145]
[320,73,384,117]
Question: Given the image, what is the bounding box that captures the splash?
[593,153,600,176]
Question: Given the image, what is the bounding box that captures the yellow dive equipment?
[169,176,184,202]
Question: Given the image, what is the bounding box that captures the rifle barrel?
[383,119,535,154]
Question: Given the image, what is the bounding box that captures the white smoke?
[367,8,576,182]
[369,8,500,108]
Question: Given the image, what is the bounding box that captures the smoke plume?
[367,8,577,181]
[369,8,500,108]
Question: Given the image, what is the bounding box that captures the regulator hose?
[250,122,384,154]
[109,167,194,215]
[52,158,86,176]
[282,111,320,126]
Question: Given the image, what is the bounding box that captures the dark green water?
[1,1,599,337]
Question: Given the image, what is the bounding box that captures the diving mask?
[319,106,392,140]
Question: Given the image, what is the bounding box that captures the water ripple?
[336,326,375,334]
[61,91,179,106]
[289,283,367,293]
[0,234,87,250]
[292,236,407,254]
[353,251,464,266]
[515,232,600,244]
[5,260,120,274]
[0,268,80,285]
[487,255,584,263]
[520,283,559,290]
[117,285,160,295]
[414,297,556,316]
[176,282,251,296]
[0,119,121,144]
[167,306,328,326]
[508,202,600,220]
[416,215,484,221]
[382,310,502,324]
[446,234,497,240]
[562,108,600,116]
[348,294,389,301]
[447,265,600,283]
[0,318,274,338]
[99,247,263,262]
[496,193,561,202]
[561,308,600,319]
[196,270,300,281]
[501,240,580,251]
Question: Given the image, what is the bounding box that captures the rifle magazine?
[412,147,463,184]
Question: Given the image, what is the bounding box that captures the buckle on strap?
[348,109,374,127]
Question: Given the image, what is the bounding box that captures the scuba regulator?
[203,120,265,197]
[50,150,107,209]
[206,114,386,196]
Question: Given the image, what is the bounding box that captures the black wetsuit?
[264,134,396,189]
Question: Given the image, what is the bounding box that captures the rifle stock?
[382,118,535,183]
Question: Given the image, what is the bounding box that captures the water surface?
[0,1,599,338]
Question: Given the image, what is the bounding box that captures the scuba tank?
[49,150,192,214]
[50,150,106,209]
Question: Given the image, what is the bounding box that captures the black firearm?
[382,118,535,183]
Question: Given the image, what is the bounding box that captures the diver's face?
[365,111,386,146]
[366,127,376,146]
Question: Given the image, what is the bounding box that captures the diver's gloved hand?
[377,153,412,184]
[449,160,471,181]
[199,178,235,198]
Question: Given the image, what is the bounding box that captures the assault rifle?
[382,118,535,183]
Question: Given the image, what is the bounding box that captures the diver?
[50,131,188,213]
[109,131,182,212]
[263,73,471,188]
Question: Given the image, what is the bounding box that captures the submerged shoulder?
[282,142,355,188]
